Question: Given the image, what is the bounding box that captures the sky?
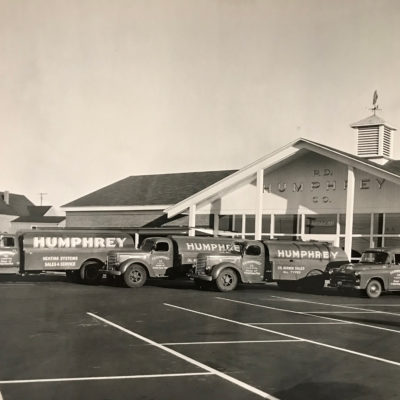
[1,0,400,208]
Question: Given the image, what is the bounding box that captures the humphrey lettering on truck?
[0,230,135,284]
[102,235,243,288]
[191,239,348,292]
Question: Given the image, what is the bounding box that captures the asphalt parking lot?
[0,276,399,400]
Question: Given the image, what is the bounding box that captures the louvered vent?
[383,126,392,157]
[357,126,379,156]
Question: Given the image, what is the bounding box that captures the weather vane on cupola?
[370,90,381,115]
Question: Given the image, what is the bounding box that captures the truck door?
[388,253,400,291]
[241,242,264,283]
[0,235,20,274]
[150,240,173,277]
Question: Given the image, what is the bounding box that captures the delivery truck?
[0,230,135,284]
[191,239,348,292]
[102,235,243,287]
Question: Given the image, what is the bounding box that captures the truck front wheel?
[365,279,382,298]
[215,268,238,292]
[123,264,147,288]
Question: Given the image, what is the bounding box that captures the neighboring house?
[11,205,65,232]
[0,191,65,233]
[0,191,33,233]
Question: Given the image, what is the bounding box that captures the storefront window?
[384,214,400,234]
[262,215,271,233]
[339,214,371,234]
[275,215,298,234]
[219,215,233,231]
[305,214,337,234]
[245,215,255,233]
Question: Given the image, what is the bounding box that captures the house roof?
[27,206,52,216]
[12,216,65,223]
[0,192,34,216]
[63,170,237,208]
[166,138,400,218]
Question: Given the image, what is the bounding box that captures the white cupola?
[350,93,396,165]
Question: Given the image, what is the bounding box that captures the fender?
[211,262,245,282]
[79,258,103,281]
[119,259,152,277]
[305,269,324,278]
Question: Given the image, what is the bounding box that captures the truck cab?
[103,237,174,287]
[0,234,19,274]
[192,240,266,291]
[330,247,400,298]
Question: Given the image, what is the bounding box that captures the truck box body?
[0,230,135,274]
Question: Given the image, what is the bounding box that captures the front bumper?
[188,272,213,281]
[100,268,122,276]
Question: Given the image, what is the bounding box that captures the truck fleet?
[2,228,399,297]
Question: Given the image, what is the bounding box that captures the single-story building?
[63,111,399,258]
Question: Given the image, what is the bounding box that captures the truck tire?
[301,275,325,292]
[215,268,238,292]
[123,264,147,288]
[81,262,103,285]
[365,279,382,298]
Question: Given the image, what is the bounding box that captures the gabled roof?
[63,171,237,208]
[350,114,396,130]
[166,138,400,218]
[0,192,34,216]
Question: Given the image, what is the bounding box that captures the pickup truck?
[191,239,348,292]
[330,247,400,298]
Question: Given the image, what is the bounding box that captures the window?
[155,242,169,252]
[1,237,15,248]
[384,214,400,234]
[305,214,337,234]
[394,254,400,265]
[245,245,261,256]
[275,215,298,234]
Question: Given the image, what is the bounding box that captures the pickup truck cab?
[330,247,400,298]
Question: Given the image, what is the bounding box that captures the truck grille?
[195,256,207,275]
[332,273,357,286]
[107,254,118,270]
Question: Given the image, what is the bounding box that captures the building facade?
[64,112,399,259]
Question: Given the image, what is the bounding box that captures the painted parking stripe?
[306,311,377,314]
[218,297,400,334]
[249,322,348,325]
[88,312,279,400]
[162,339,302,345]
[0,390,3,400]
[0,372,212,385]
[164,303,400,368]
[271,295,400,317]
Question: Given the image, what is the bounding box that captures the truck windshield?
[360,251,389,264]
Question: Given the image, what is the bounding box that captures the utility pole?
[38,192,48,206]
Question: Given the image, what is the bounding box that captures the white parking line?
[270,295,400,317]
[164,303,400,368]
[249,322,348,325]
[0,390,3,400]
[218,297,400,334]
[162,339,301,345]
[0,372,212,384]
[88,312,279,400]
[306,311,377,314]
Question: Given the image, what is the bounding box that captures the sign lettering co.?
[264,168,386,204]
